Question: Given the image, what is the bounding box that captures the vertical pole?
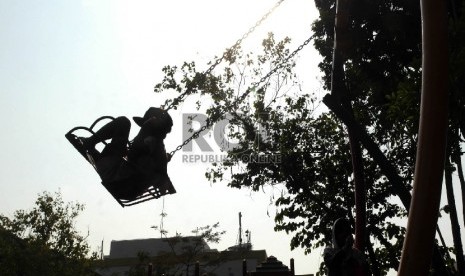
[332,0,366,252]
[239,212,243,246]
[445,160,465,274]
[243,259,247,276]
[330,0,349,99]
[397,0,448,274]
[148,263,153,276]
[350,134,366,251]
[101,239,104,260]
[290,258,295,276]
[195,261,200,276]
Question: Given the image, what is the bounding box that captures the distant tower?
[229,212,252,251]
[100,239,104,260]
[238,212,243,246]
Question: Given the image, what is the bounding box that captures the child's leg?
[86,116,130,146]
[85,117,131,158]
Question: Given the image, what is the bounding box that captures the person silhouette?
[323,218,370,276]
[78,107,174,199]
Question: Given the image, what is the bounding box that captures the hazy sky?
[0,0,324,274]
[1,1,461,275]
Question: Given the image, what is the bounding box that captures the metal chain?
[169,35,313,157]
[205,0,285,76]
[164,0,285,111]
[169,119,212,156]
[231,35,313,109]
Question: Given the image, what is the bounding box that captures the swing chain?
[206,0,286,76]
[168,35,313,158]
[169,118,214,156]
[163,0,285,111]
[229,35,314,111]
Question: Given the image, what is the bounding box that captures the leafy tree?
[127,251,151,276]
[153,0,465,272]
[0,191,97,276]
[151,222,226,275]
[155,32,407,274]
[313,0,464,274]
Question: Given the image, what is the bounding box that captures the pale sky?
[0,1,461,275]
[0,0,323,274]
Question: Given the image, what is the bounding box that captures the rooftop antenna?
[160,197,166,238]
[238,212,243,246]
[229,212,252,251]
[100,239,104,260]
[245,229,251,244]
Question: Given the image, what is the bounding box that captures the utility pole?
[398,0,449,274]
[331,0,366,251]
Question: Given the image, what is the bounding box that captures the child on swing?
[78,107,174,199]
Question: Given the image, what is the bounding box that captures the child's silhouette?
[77,107,174,200]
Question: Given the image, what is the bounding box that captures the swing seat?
[65,116,176,207]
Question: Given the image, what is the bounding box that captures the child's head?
[134,107,173,137]
[333,218,352,248]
